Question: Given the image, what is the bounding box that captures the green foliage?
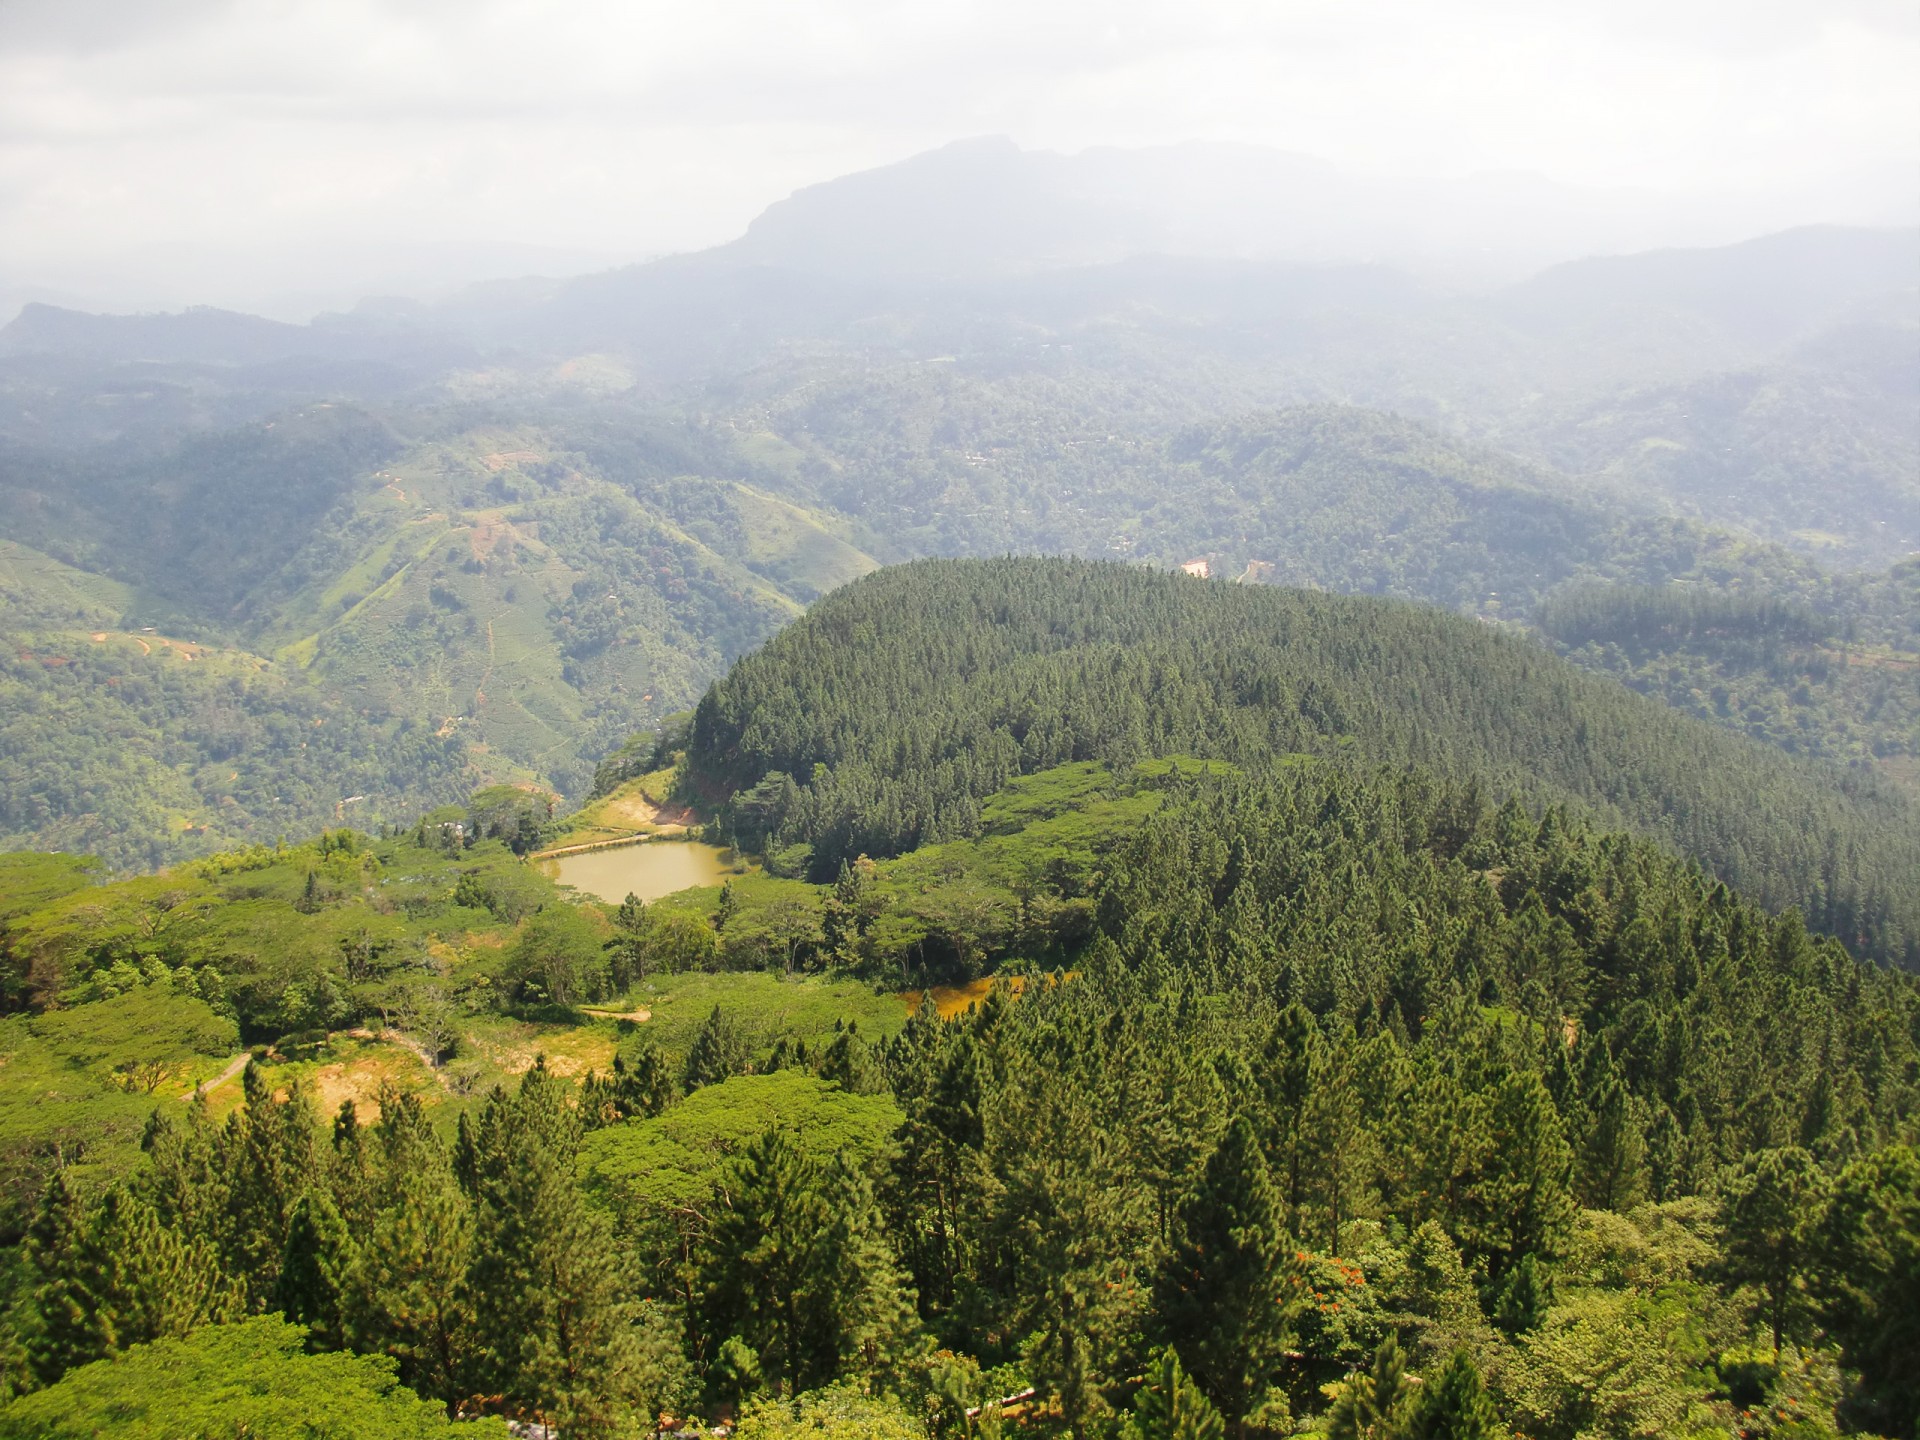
[1810,1144,1920,1436]
[733,1382,927,1440]
[0,1017,180,1239]
[1403,1351,1501,1440]
[504,901,610,1009]
[0,1315,511,1438]
[467,785,556,856]
[28,989,236,1096]
[687,557,1920,966]
[1124,1346,1226,1440]
[1153,1116,1291,1422]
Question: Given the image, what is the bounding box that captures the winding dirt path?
[196,1052,251,1096]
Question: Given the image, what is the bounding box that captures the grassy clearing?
[197,1035,441,1124]
[878,770,1162,898]
[727,484,878,600]
[651,866,803,919]
[550,768,690,848]
[455,1014,622,1085]
[619,971,907,1059]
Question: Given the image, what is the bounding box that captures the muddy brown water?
[543,841,737,903]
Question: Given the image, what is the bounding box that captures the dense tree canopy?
[689,557,1920,966]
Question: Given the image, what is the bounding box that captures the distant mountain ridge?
[0,145,1913,869]
[717,136,1872,282]
[0,300,472,371]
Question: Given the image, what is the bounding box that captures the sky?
[1,0,1915,317]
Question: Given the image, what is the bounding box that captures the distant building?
[1179,558,1211,579]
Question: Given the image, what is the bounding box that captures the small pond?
[542,841,739,903]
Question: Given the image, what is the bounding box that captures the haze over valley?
[2,140,1915,867]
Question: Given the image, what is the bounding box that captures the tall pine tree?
[464,1061,651,1437]
[1153,1116,1293,1429]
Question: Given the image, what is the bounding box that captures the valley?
[0,139,1914,1438]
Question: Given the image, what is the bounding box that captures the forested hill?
[688,558,1920,966]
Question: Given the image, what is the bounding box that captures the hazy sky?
[2,0,1915,315]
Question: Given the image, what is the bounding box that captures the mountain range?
[0,139,1913,878]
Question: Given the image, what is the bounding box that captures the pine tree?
[221,1062,322,1308]
[138,1095,228,1242]
[584,1038,679,1127]
[28,1182,218,1383]
[701,1124,825,1396]
[1256,1007,1318,1233]
[991,1069,1137,1440]
[1305,1032,1372,1254]
[612,893,648,990]
[1126,1346,1226,1440]
[25,1172,100,1383]
[699,1126,916,1396]
[889,1029,987,1321]
[1460,1071,1576,1284]
[346,1149,477,1404]
[819,1023,883,1095]
[683,1006,752,1091]
[273,1192,353,1352]
[1719,1146,1826,1358]
[1153,1115,1291,1426]
[464,1063,647,1436]
[1575,1055,1646,1212]
[329,1098,377,1234]
[1491,1252,1549,1336]
[1403,1351,1500,1440]
[1325,1335,1412,1440]
[1809,1144,1920,1434]
[808,1152,922,1388]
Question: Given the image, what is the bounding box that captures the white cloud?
[0,0,1912,315]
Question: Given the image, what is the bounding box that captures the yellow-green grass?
[194,1036,441,1124]
[454,1014,623,1087]
[727,484,878,598]
[618,971,908,1059]
[549,768,690,848]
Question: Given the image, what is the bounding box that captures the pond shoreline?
[542,837,742,903]
[529,832,658,861]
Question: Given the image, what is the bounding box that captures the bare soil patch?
[481,450,543,473]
